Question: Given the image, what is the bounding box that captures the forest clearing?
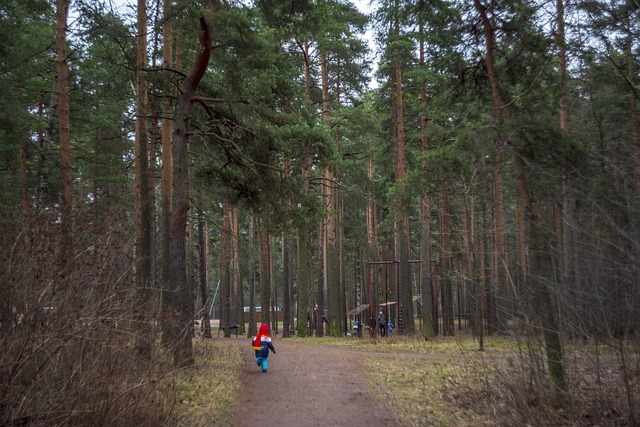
[2,0,639,425]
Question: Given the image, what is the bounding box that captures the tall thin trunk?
[20,145,29,240]
[160,0,174,343]
[393,24,414,334]
[270,233,277,334]
[259,220,271,327]
[296,39,313,337]
[135,0,152,356]
[282,158,292,337]
[56,0,73,275]
[418,5,433,338]
[366,156,377,333]
[317,221,325,336]
[135,0,151,289]
[149,108,158,292]
[282,228,292,337]
[198,211,212,338]
[440,186,454,336]
[557,0,577,311]
[297,228,311,337]
[320,49,340,336]
[366,158,378,255]
[248,216,257,337]
[220,201,231,337]
[232,205,241,330]
[168,10,215,366]
[474,0,567,405]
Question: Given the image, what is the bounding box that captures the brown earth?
[230,338,400,427]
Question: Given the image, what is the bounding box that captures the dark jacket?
[253,336,275,358]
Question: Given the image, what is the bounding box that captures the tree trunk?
[220,201,231,337]
[296,39,313,337]
[393,27,414,334]
[248,216,258,337]
[232,205,241,331]
[160,0,174,344]
[440,187,454,336]
[317,220,325,337]
[557,0,578,327]
[297,228,311,337]
[135,0,152,356]
[282,228,292,337]
[149,106,158,293]
[259,219,271,327]
[474,0,568,405]
[168,10,215,366]
[474,0,508,334]
[56,0,73,276]
[320,49,341,336]
[198,211,212,338]
[526,176,568,408]
[418,6,434,338]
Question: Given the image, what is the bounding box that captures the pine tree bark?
[56,0,73,276]
[220,202,231,337]
[418,6,434,338]
[320,49,341,336]
[135,0,152,356]
[474,0,567,405]
[474,0,508,334]
[198,211,212,338]
[247,216,258,337]
[282,228,292,337]
[393,34,415,334]
[440,187,454,336]
[259,220,271,327]
[168,9,215,366]
[557,0,578,312]
[296,39,313,337]
[160,0,174,344]
[232,205,241,330]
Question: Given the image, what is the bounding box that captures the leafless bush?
[471,332,640,426]
[0,209,177,426]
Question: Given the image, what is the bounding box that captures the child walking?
[252,323,276,372]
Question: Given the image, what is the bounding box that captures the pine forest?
[1,0,639,425]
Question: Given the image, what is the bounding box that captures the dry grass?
[363,357,497,426]
[172,340,243,427]
[286,334,639,426]
[289,334,517,354]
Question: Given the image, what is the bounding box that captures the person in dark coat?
[377,311,386,336]
[252,323,276,372]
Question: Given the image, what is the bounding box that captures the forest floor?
[179,329,639,427]
[229,338,400,427]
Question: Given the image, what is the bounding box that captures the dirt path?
[230,338,400,427]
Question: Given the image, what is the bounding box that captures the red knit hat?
[253,323,270,349]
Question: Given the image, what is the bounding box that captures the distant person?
[377,311,386,336]
[388,320,394,337]
[353,319,360,337]
[252,323,276,372]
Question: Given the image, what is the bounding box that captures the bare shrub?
[0,208,177,426]
[475,333,640,426]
